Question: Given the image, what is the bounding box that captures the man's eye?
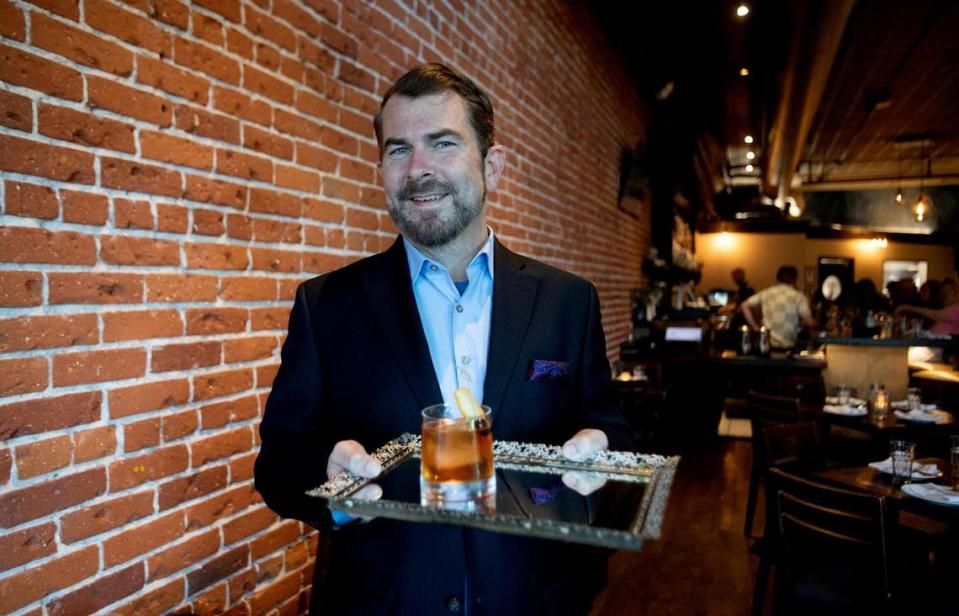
[435,141,456,149]
[388,146,410,156]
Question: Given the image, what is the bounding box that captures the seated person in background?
[886,277,920,309]
[919,280,942,308]
[741,265,817,349]
[896,278,959,335]
[731,267,755,305]
[849,278,890,336]
[719,268,754,329]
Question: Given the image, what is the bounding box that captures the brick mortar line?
[0,300,296,320]
[0,219,385,258]
[0,484,292,598]
[0,355,278,409]
[0,31,379,161]
[0,300,293,317]
[0,127,385,207]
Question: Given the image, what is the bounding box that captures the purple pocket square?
[528,359,571,381]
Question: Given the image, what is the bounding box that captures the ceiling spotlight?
[746,151,755,160]
[744,135,754,144]
[736,4,750,17]
[739,67,750,77]
[745,164,754,172]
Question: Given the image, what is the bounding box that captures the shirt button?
[445,596,462,612]
[461,355,471,365]
[456,304,464,313]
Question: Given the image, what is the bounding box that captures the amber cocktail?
[421,403,494,506]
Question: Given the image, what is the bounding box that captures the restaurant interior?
[588,1,959,614]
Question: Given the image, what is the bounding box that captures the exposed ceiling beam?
[764,0,855,204]
[800,175,959,191]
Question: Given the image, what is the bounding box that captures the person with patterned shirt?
[741,265,817,349]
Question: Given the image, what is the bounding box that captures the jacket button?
[445,596,462,612]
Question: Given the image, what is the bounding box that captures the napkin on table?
[825,396,867,406]
[823,404,866,416]
[869,457,939,476]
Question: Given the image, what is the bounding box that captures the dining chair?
[744,391,802,538]
[751,422,827,616]
[763,467,898,615]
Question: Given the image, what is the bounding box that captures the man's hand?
[328,440,383,524]
[327,440,382,481]
[561,428,608,461]
[561,471,607,496]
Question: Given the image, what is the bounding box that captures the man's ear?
[484,145,506,194]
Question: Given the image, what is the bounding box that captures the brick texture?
[0,1,648,614]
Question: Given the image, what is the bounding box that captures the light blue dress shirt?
[403,231,494,406]
[331,231,495,529]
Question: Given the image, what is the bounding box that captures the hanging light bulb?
[895,190,903,203]
[912,155,932,222]
[914,195,926,222]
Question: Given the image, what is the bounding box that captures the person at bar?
[731,267,755,306]
[895,278,959,335]
[254,63,631,615]
[740,265,817,349]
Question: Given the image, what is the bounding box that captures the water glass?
[951,435,959,491]
[907,387,922,411]
[889,440,915,487]
[837,384,850,406]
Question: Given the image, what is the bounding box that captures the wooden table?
[814,459,959,525]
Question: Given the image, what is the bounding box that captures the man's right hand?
[326,439,382,481]
[328,440,383,524]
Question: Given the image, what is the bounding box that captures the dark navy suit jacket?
[254,237,631,615]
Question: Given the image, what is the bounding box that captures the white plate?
[894,409,949,424]
[901,483,959,506]
[823,404,868,417]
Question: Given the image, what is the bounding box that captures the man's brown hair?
[373,63,495,159]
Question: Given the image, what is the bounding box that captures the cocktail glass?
[421,403,495,508]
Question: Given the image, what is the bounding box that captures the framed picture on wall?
[617,142,650,218]
[882,260,928,290]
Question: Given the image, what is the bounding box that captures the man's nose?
[406,148,433,180]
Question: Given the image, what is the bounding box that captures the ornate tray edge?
[308,433,677,499]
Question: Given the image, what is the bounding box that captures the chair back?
[766,467,896,611]
[774,374,826,405]
[762,421,826,474]
[747,390,801,453]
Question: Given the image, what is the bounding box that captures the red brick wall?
[0,0,649,613]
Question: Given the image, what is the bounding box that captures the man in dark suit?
[255,63,631,615]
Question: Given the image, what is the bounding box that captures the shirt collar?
[403,228,496,284]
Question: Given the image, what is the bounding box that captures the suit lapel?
[484,240,540,414]
[362,237,442,409]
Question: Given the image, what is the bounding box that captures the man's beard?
[387,177,485,248]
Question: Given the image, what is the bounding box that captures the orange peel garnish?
[454,387,485,419]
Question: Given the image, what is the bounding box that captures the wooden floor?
[590,438,762,616]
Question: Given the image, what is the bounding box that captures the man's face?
[378,92,501,248]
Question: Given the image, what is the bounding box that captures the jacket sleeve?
[254,281,337,532]
[577,282,634,452]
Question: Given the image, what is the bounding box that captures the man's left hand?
[561,428,608,461]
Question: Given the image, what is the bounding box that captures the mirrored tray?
[308,434,680,551]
